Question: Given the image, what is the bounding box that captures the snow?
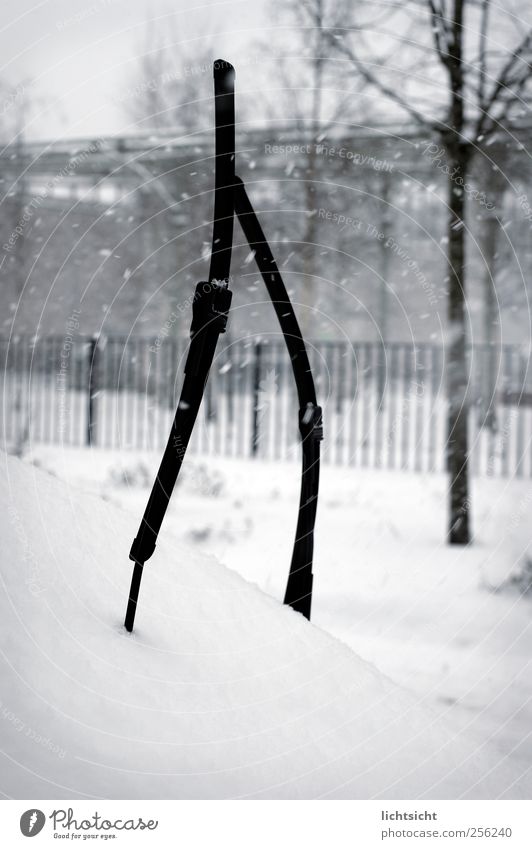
[1,448,531,799]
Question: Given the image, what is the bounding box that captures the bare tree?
[258,0,366,334]
[333,0,532,544]
[473,155,507,431]
[122,19,216,135]
[119,21,224,341]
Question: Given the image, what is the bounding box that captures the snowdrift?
[0,453,525,799]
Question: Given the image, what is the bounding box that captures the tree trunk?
[302,142,318,335]
[479,210,500,431]
[446,140,471,544]
[301,42,324,337]
[475,160,505,432]
[445,0,471,545]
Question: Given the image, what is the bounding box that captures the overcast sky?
[4,1,532,143]
[0,0,270,140]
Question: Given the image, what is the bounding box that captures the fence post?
[251,341,262,456]
[87,335,99,446]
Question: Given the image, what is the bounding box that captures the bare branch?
[427,0,452,66]
[477,0,491,109]
[331,35,434,130]
[477,27,532,136]
[481,63,532,136]
[319,77,367,133]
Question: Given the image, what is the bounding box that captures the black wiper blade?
[209,60,235,285]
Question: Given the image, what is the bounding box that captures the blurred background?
[1,1,532,481]
[2,0,532,786]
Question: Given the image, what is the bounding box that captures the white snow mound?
[0,453,525,799]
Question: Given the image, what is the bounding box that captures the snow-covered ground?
[1,444,531,798]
